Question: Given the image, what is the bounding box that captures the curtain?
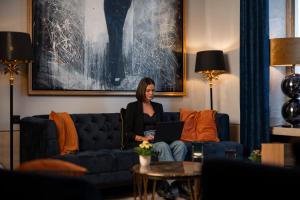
[240,0,270,156]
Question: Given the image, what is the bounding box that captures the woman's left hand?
[145,135,154,141]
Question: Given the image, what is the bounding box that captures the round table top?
[132,161,201,179]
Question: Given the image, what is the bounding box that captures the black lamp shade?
[195,50,225,72]
[0,32,33,170]
[0,32,33,61]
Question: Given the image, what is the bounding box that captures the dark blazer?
[125,101,163,146]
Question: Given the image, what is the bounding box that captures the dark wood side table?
[132,161,201,200]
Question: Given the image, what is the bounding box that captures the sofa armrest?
[20,117,60,162]
[215,113,230,141]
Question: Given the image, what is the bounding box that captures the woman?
[125,77,188,199]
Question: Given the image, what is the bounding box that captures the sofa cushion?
[111,149,139,171]
[54,150,116,174]
[71,114,122,151]
[54,149,138,174]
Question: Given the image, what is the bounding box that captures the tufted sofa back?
[26,113,123,154]
[71,114,121,151]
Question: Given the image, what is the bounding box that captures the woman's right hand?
[135,135,154,142]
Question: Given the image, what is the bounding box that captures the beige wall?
[0,0,240,167]
[0,0,241,130]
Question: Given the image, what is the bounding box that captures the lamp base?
[281,73,300,128]
[281,73,300,98]
[281,98,300,127]
[281,124,300,128]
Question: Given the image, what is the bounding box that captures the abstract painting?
[29,0,185,96]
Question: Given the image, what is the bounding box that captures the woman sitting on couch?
[125,77,189,199]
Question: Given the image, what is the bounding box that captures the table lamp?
[0,32,33,170]
[270,37,300,127]
[195,50,225,110]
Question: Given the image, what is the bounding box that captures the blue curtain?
[240,0,270,156]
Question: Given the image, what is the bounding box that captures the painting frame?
[27,0,186,96]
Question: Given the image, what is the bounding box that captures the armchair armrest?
[20,117,59,162]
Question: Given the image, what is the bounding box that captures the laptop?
[153,121,184,143]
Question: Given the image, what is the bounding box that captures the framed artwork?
[28,0,186,96]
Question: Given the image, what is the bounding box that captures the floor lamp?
[270,38,300,127]
[0,32,33,170]
[195,50,226,110]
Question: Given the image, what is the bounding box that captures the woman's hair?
[136,77,155,102]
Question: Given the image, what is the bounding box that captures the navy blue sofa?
[20,112,243,188]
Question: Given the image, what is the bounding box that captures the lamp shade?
[0,32,33,62]
[270,37,300,66]
[195,50,225,72]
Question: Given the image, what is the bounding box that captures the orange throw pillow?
[49,111,79,155]
[17,159,87,176]
[180,109,219,142]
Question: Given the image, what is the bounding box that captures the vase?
[139,155,151,166]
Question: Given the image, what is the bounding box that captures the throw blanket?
[180,109,219,142]
[49,111,79,155]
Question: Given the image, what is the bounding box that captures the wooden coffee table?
[132,161,201,200]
